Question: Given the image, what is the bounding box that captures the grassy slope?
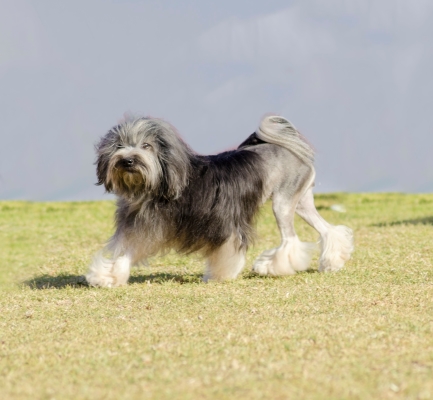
[0,194,432,399]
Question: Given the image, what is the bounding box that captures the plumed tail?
[256,116,314,165]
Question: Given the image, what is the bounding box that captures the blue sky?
[1,0,432,200]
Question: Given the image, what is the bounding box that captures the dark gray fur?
[86,115,354,287]
[95,118,266,259]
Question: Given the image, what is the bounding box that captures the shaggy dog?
[86,115,354,287]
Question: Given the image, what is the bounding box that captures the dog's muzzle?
[118,157,136,170]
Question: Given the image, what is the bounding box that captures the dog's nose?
[121,158,135,168]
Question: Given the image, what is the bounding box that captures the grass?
[1,193,433,399]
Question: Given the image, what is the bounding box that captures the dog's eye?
[142,143,151,149]
[116,144,124,149]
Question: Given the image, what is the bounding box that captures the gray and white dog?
[86,115,354,287]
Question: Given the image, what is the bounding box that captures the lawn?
[1,193,432,399]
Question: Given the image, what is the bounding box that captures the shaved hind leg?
[296,187,354,272]
[252,187,316,276]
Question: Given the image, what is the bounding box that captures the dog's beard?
[106,151,162,198]
[116,169,145,193]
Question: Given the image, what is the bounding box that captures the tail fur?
[256,116,314,165]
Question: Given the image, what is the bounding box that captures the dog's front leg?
[85,251,131,288]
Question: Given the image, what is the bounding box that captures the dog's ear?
[94,138,113,192]
[95,154,112,191]
[157,137,191,200]
[160,161,186,199]
[147,121,191,200]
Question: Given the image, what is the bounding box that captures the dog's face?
[96,118,191,200]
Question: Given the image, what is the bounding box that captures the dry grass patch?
[0,194,433,399]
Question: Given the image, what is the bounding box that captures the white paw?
[319,225,354,273]
[319,258,345,273]
[252,249,277,275]
[85,252,131,288]
[319,248,351,272]
[85,272,116,288]
[289,240,317,272]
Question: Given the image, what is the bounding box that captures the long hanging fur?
[95,117,265,260]
[86,114,353,288]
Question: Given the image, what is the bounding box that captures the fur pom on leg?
[252,248,282,276]
[85,252,131,287]
[203,235,246,282]
[319,225,354,272]
[290,237,319,272]
[85,252,115,288]
[111,255,131,286]
[253,237,317,276]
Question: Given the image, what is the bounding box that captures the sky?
[1,0,432,200]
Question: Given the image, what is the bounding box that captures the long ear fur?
[95,152,112,191]
[94,132,116,192]
[145,119,192,200]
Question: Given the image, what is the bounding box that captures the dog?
[85,115,354,287]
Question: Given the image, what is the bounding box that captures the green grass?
[1,194,433,399]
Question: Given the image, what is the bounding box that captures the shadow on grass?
[23,272,205,289]
[23,274,89,290]
[243,269,318,279]
[129,272,203,285]
[23,269,317,289]
[373,216,433,227]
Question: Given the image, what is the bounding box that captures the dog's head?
[95,118,191,200]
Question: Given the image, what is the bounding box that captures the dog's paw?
[319,252,350,273]
[319,225,354,273]
[85,272,116,288]
[253,247,301,276]
[252,249,277,275]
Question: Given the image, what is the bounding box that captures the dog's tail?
[256,115,314,165]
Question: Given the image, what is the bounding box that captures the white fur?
[256,115,314,165]
[204,235,246,282]
[253,236,317,276]
[319,225,354,272]
[85,252,131,288]
[86,115,354,286]
[296,187,354,273]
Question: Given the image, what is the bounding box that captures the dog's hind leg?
[252,187,317,276]
[203,234,246,282]
[86,251,131,288]
[296,187,354,272]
